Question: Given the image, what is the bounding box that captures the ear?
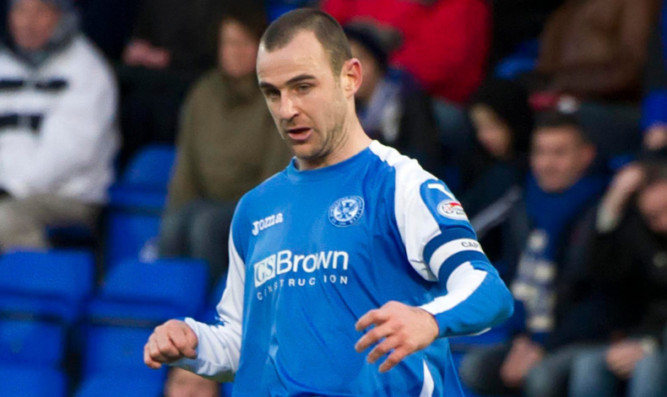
[340,58,362,98]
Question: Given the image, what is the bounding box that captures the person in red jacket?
[321,0,491,104]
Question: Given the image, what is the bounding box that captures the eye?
[263,89,280,101]
[296,84,311,94]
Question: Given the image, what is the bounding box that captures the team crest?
[437,200,467,220]
[328,196,365,227]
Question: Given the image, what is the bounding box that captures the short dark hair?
[642,160,667,187]
[534,111,592,144]
[220,2,268,42]
[260,8,352,76]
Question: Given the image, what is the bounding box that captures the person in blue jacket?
[144,9,513,396]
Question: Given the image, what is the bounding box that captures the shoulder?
[67,36,112,72]
[236,168,290,212]
[190,69,224,97]
[368,141,445,199]
[57,36,116,88]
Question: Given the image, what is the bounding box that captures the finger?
[147,333,171,364]
[172,326,198,359]
[366,335,400,364]
[355,309,385,332]
[379,346,410,373]
[143,342,163,369]
[355,322,393,352]
[156,328,182,361]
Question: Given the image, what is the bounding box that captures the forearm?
[175,318,240,382]
[421,260,514,338]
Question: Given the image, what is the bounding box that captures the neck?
[296,115,372,170]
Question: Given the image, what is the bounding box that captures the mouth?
[286,127,312,142]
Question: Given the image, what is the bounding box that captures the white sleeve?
[174,232,245,381]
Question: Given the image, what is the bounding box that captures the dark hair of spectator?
[260,8,352,76]
[534,110,592,144]
[469,78,534,154]
[642,160,667,188]
[344,23,389,73]
[221,2,268,42]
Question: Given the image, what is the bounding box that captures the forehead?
[533,127,581,146]
[257,30,331,85]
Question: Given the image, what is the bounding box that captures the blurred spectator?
[642,1,667,152]
[0,0,118,249]
[460,111,609,397]
[527,0,661,162]
[116,0,227,168]
[460,78,533,266]
[158,6,291,285]
[322,0,490,105]
[569,161,667,397]
[344,22,445,178]
[164,367,220,397]
[461,78,533,216]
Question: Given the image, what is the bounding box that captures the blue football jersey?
[178,141,513,396]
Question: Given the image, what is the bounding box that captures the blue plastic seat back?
[196,273,228,322]
[0,365,67,397]
[104,212,161,270]
[75,373,165,397]
[81,324,167,378]
[0,250,95,322]
[0,318,65,367]
[121,144,176,191]
[98,258,209,317]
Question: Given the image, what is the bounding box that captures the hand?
[123,39,171,69]
[601,163,645,217]
[354,301,439,373]
[644,124,667,151]
[606,340,646,379]
[500,335,545,388]
[144,320,198,369]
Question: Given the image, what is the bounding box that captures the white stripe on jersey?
[429,239,485,278]
[419,360,435,397]
[420,262,487,315]
[368,141,440,281]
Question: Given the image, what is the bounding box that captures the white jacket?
[0,35,119,203]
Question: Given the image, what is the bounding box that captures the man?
[568,161,667,397]
[0,0,118,249]
[461,111,609,397]
[144,9,513,396]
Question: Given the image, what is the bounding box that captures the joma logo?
[251,213,284,236]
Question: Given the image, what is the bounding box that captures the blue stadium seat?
[79,323,167,379]
[0,250,95,322]
[104,145,176,269]
[0,250,95,367]
[78,258,208,393]
[108,144,176,211]
[0,365,67,397]
[196,271,228,322]
[75,373,164,397]
[118,144,176,191]
[104,211,161,269]
[87,258,209,323]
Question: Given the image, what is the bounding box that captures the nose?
[279,95,297,121]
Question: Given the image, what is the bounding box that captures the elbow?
[495,281,515,325]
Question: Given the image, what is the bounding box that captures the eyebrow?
[259,74,316,91]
